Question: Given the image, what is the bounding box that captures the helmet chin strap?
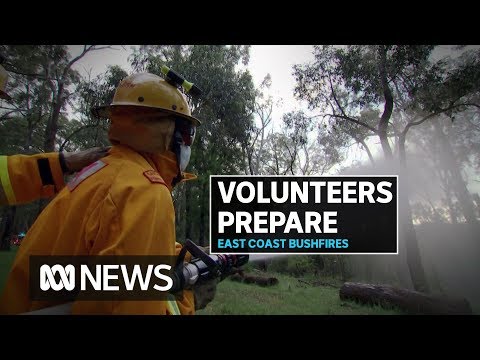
[171,119,195,187]
[171,131,184,187]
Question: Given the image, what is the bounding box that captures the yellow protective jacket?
[0,153,65,206]
[0,145,195,315]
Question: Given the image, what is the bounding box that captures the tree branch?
[402,102,478,136]
[326,113,378,133]
[377,45,394,158]
[62,45,94,79]
[2,66,51,80]
[328,74,348,118]
[0,109,22,121]
[59,124,102,151]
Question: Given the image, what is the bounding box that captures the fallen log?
[243,274,278,286]
[339,282,472,315]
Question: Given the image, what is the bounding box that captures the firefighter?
[0,72,213,315]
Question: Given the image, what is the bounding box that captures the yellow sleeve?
[72,176,195,315]
[0,153,65,206]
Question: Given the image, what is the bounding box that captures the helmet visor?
[175,118,196,146]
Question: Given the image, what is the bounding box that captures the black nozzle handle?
[176,239,217,271]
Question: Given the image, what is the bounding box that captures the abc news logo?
[30,256,180,301]
[40,263,173,291]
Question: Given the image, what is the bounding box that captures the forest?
[1,45,479,313]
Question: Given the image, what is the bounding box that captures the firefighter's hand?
[193,278,218,311]
[62,147,111,173]
[193,245,218,310]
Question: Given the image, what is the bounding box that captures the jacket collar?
[109,145,196,192]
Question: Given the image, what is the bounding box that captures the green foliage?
[267,256,315,277]
[197,271,403,315]
[61,65,129,151]
[335,45,434,105]
[294,45,434,132]
[0,249,403,315]
[293,45,480,228]
[264,254,352,281]
[130,45,257,245]
[411,201,451,224]
[0,46,129,241]
[415,48,480,114]
[256,110,344,175]
[0,45,85,151]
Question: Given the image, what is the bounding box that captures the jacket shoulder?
[107,155,170,206]
[67,160,110,192]
[109,156,166,188]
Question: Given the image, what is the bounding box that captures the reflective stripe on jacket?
[0,153,64,206]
